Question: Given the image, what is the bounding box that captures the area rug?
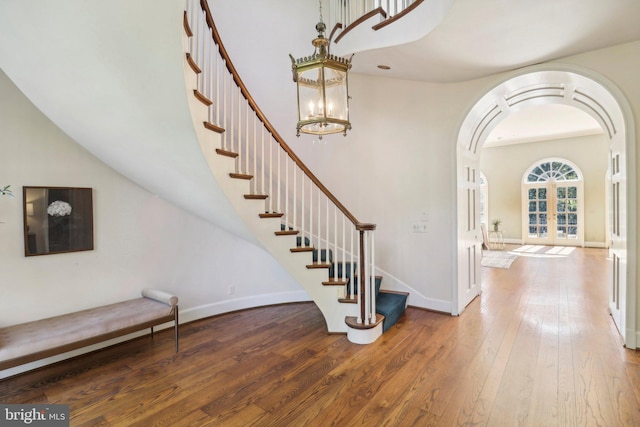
[481,251,517,269]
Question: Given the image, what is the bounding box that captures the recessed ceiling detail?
[573,88,616,139]
[470,104,502,154]
[505,84,565,108]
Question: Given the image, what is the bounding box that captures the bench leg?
[150,326,154,338]
[174,306,179,352]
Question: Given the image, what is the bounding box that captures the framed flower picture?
[23,187,94,256]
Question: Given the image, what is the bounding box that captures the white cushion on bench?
[0,296,175,363]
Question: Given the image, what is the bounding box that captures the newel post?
[357,223,376,324]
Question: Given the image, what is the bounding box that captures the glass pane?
[539,213,547,225]
[568,200,577,212]
[528,226,536,236]
[528,201,536,212]
[323,68,348,120]
[557,200,566,212]
[539,201,547,212]
[568,226,578,237]
[540,226,548,237]
[528,188,537,199]
[539,188,547,199]
[568,213,577,225]
[557,187,566,198]
[557,227,566,238]
[527,174,539,182]
[566,171,578,180]
[529,214,537,225]
[568,186,577,198]
[540,162,550,172]
[557,214,566,225]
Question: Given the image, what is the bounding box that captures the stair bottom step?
[376,292,408,332]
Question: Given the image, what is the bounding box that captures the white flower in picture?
[47,200,72,217]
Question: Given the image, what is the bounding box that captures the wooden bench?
[0,289,178,371]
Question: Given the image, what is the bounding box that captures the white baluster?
[292,159,296,230]
[277,143,281,213]
[222,61,227,150]
[332,205,338,280]
[340,215,347,282]
[325,196,329,265]
[260,128,265,196]
[215,49,220,126]
[236,88,241,171]
[370,231,376,323]
[300,174,306,242]
[350,225,354,298]
[269,135,273,212]
[252,113,257,194]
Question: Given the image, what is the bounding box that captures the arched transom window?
[526,160,580,183]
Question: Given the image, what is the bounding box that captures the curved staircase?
[184,0,408,343]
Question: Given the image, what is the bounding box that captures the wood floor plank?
[1,247,638,426]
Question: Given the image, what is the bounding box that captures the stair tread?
[323,280,349,286]
[193,89,212,106]
[204,121,225,134]
[216,149,238,158]
[183,11,193,37]
[375,292,408,333]
[345,315,385,330]
[275,230,299,236]
[246,194,269,200]
[338,297,357,304]
[185,53,201,74]
[291,247,314,253]
[230,173,253,180]
[259,212,284,218]
[306,263,332,269]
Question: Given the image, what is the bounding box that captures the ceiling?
[484,105,604,147]
[345,0,640,145]
[352,0,640,83]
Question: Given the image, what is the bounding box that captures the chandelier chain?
[319,0,324,23]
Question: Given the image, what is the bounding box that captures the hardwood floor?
[2,247,639,426]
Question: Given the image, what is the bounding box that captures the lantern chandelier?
[289,0,353,139]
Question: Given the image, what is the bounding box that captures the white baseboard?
[179,290,312,324]
[585,241,608,248]
[503,238,523,245]
[373,266,452,313]
[502,239,607,249]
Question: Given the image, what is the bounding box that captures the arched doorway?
[454,67,637,349]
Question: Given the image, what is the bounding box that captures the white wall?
[0,67,306,374]
[480,134,609,245]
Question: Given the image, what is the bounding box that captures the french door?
[523,160,584,246]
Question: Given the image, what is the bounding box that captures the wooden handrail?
[331,0,424,43]
[334,7,386,44]
[198,0,373,231]
[371,0,424,31]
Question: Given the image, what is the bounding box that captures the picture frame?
[23,186,94,256]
